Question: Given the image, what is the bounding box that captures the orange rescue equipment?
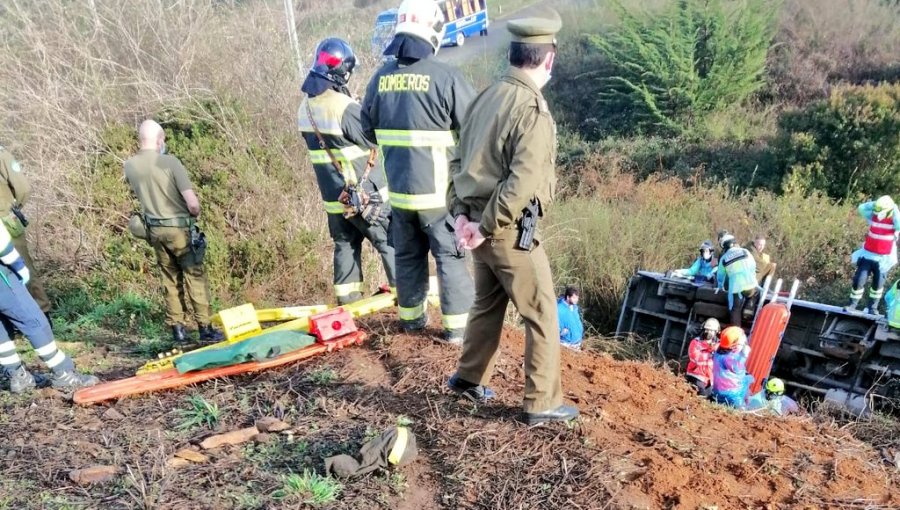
[746,302,791,395]
[74,331,368,405]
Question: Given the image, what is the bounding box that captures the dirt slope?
[0,315,896,509]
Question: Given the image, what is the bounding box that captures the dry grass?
[0,0,395,307]
[770,0,900,102]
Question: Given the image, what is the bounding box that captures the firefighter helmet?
[701,318,720,341]
[310,38,357,86]
[719,326,745,351]
[765,377,785,396]
[395,0,446,54]
[702,318,720,334]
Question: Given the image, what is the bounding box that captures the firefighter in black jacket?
[361,0,475,344]
[299,38,396,304]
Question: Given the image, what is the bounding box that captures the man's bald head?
[139,120,165,151]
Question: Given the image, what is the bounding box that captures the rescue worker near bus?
[361,0,475,344]
[845,196,900,315]
[673,240,716,283]
[711,326,753,408]
[746,377,802,417]
[747,234,776,286]
[124,120,224,344]
[445,9,580,425]
[0,146,51,321]
[686,318,720,397]
[298,38,396,304]
[716,233,757,329]
[0,221,98,393]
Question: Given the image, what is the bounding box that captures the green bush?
[776,83,900,199]
[586,0,779,135]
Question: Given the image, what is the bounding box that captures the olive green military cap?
[507,8,562,44]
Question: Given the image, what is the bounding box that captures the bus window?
[461,0,471,16]
[443,1,456,21]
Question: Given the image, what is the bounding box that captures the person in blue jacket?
[557,286,584,350]
[673,240,717,283]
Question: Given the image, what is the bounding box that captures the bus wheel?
[456,32,465,46]
[480,28,488,36]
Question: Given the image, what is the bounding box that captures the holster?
[180,225,207,267]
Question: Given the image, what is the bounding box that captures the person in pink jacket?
[685,318,719,397]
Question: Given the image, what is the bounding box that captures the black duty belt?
[145,216,193,228]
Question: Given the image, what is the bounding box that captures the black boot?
[844,299,860,313]
[172,324,187,343]
[867,298,882,316]
[199,324,224,343]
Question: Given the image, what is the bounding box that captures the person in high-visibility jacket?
[884,279,900,330]
[360,0,475,343]
[716,233,757,329]
[298,38,396,305]
[846,196,900,315]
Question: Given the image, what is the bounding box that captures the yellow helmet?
[874,196,895,217]
[765,378,785,396]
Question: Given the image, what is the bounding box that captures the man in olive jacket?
[445,9,579,426]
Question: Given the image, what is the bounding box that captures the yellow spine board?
[135,293,396,375]
[256,305,329,323]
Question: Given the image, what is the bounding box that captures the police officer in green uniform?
[0,146,51,319]
[124,120,223,344]
[299,38,396,304]
[445,9,579,425]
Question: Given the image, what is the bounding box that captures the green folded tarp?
[174,330,317,374]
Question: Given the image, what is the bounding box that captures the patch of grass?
[362,426,380,443]
[52,282,166,342]
[389,472,407,494]
[39,493,86,510]
[133,337,177,359]
[271,470,342,505]
[174,395,220,431]
[231,491,264,510]
[305,367,337,386]
[243,439,309,470]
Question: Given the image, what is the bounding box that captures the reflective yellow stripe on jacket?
[375,129,454,211]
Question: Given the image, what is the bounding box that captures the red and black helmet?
[310,38,357,86]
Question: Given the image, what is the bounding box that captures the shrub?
[776,83,900,199]
[586,0,780,134]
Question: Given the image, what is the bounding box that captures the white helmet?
[395,0,446,54]
[719,233,735,249]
